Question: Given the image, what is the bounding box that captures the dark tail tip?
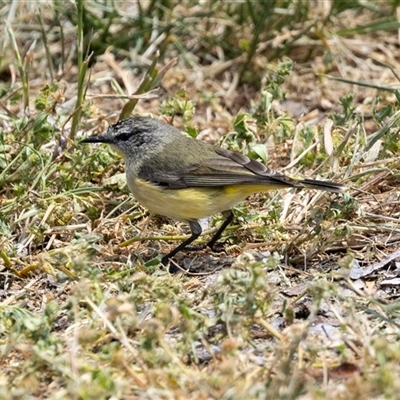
[301,178,346,193]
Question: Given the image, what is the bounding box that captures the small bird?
[82,116,345,272]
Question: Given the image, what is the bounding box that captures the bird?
[82,116,345,272]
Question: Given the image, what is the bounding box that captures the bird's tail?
[298,178,346,193]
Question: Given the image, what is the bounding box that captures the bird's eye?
[114,130,132,141]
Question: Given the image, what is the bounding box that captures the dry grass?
[2,1,400,399]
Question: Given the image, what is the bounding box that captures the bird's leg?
[162,211,234,273]
[161,220,202,270]
[206,210,233,251]
[184,210,234,252]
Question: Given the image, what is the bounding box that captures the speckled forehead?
[107,119,134,137]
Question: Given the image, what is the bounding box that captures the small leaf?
[249,143,268,164]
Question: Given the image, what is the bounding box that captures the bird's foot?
[206,243,227,254]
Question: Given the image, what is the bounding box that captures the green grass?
[2,1,400,399]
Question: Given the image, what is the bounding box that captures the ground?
[1,2,400,399]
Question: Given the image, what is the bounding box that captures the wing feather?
[140,145,344,193]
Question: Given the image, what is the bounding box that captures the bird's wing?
[150,147,301,189]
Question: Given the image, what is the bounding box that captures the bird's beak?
[80,135,114,144]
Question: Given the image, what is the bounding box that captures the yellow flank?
[224,184,288,196]
[129,178,286,221]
